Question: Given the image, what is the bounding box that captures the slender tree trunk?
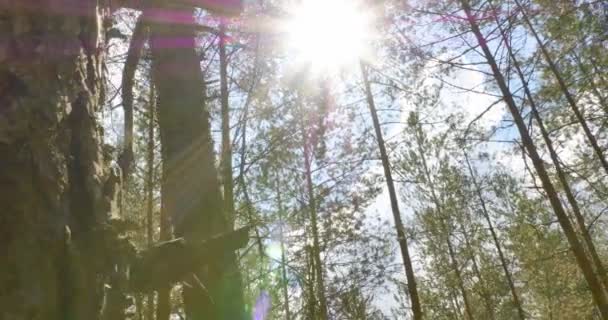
[145,85,156,320]
[156,99,172,320]
[153,61,171,320]
[237,128,264,257]
[155,225,172,320]
[155,83,171,319]
[120,14,147,178]
[148,7,245,319]
[306,245,318,320]
[450,290,464,319]
[236,42,264,257]
[463,152,526,319]
[487,1,608,291]
[513,0,608,175]
[409,110,475,320]
[276,178,292,320]
[415,135,475,319]
[459,220,495,320]
[219,22,235,227]
[445,232,475,320]
[279,235,292,320]
[302,129,329,320]
[360,61,423,320]
[527,64,608,291]
[118,14,147,221]
[459,0,608,317]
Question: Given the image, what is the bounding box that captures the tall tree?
[409,112,475,320]
[219,22,235,227]
[512,0,608,175]
[301,112,329,320]
[148,5,246,319]
[486,0,608,292]
[360,62,423,320]
[457,0,608,316]
[462,151,526,319]
[276,177,292,320]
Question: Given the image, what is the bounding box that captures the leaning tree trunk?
[147,6,246,320]
[487,1,608,291]
[409,111,474,319]
[360,62,423,320]
[463,152,526,320]
[1,1,116,319]
[458,216,495,320]
[512,0,608,176]
[302,127,329,320]
[411,114,475,320]
[459,0,608,317]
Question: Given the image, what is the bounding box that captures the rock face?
[0,1,115,318]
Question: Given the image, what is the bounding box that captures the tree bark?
[360,61,423,320]
[463,152,526,320]
[0,1,116,319]
[148,6,245,319]
[155,213,172,320]
[458,0,608,317]
[410,116,475,320]
[156,84,172,320]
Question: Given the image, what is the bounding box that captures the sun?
[283,0,375,74]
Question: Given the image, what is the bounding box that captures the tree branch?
[130,226,250,292]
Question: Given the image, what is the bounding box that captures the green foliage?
[98,1,608,319]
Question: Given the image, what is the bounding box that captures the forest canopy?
[2,0,608,319]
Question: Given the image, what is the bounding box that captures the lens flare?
[253,291,271,320]
[265,242,283,261]
[283,0,374,73]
